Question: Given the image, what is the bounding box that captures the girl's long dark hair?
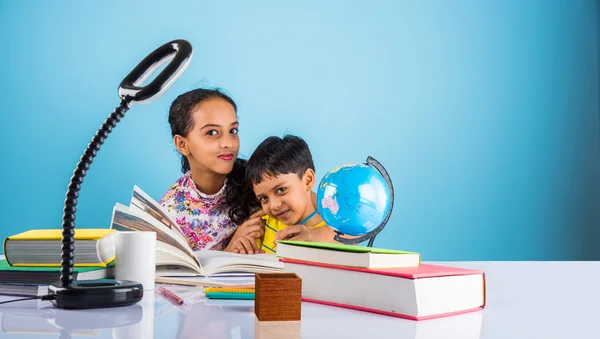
[168,88,260,225]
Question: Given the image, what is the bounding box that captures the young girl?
[158,88,264,252]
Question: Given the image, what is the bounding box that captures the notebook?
[0,259,115,284]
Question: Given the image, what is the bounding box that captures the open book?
[109,185,283,278]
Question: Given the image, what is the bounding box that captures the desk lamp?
[47,39,193,309]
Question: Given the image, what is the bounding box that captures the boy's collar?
[299,209,319,225]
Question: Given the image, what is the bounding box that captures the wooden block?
[254,316,301,339]
[254,272,302,321]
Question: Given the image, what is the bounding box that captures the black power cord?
[0,294,56,305]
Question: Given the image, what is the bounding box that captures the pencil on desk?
[158,286,184,305]
[218,284,255,289]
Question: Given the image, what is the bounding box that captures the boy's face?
[253,169,316,226]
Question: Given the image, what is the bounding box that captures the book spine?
[2,238,11,266]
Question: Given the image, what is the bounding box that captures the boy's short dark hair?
[246,135,315,185]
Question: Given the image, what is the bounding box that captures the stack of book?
[0,184,286,299]
[0,229,116,297]
[275,240,486,321]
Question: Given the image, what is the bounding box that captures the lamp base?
[48,279,143,309]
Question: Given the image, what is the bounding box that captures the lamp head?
[118,39,193,105]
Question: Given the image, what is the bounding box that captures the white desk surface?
[0,261,598,339]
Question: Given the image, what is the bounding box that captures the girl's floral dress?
[158,171,237,251]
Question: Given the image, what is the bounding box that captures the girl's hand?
[231,236,264,254]
[237,209,266,239]
[226,209,266,254]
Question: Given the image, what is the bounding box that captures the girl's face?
[175,97,240,176]
[253,169,316,226]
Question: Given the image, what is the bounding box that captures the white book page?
[128,204,190,248]
[194,250,283,276]
[155,266,201,277]
[130,185,186,238]
[155,242,203,275]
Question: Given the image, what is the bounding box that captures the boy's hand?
[227,209,266,254]
[275,225,313,242]
[275,225,340,245]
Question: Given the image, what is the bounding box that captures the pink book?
[280,258,486,320]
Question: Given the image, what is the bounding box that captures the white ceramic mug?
[115,231,156,291]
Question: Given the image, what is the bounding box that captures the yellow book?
[3,229,116,267]
[7,229,115,241]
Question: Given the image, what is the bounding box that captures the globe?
[316,158,393,237]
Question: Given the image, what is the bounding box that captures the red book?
[280,258,486,321]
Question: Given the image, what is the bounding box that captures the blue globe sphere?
[316,162,392,236]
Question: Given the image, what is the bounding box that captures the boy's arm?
[275,224,342,244]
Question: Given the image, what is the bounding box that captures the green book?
[276,241,420,269]
[278,240,416,254]
[205,291,255,300]
[0,259,115,284]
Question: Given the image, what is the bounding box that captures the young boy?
[245,135,339,254]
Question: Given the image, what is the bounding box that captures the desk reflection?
[0,288,484,339]
[0,294,153,338]
[175,297,255,339]
[254,317,301,339]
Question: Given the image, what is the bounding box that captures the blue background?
[1,0,598,261]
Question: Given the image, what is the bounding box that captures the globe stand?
[332,156,394,247]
